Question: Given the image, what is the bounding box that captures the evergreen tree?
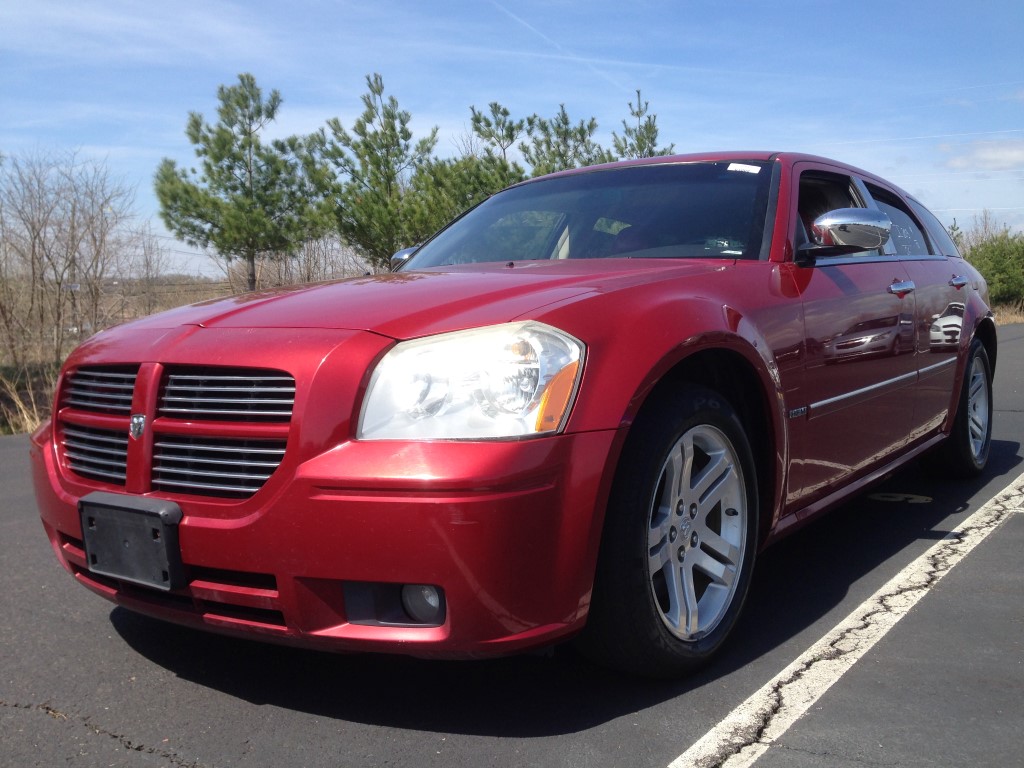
[612,90,675,159]
[405,155,526,242]
[316,74,438,270]
[968,231,1024,307]
[947,219,965,253]
[154,73,324,291]
[470,102,527,164]
[520,105,613,177]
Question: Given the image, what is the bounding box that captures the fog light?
[401,584,445,625]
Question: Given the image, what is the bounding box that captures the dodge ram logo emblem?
[129,414,146,440]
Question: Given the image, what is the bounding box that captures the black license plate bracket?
[78,491,185,591]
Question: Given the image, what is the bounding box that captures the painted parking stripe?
[670,469,1024,768]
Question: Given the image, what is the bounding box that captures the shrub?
[968,231,1024,308]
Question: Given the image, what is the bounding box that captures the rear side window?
[865,184,931,256]
[908,199,963,258]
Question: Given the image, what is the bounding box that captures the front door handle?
[949,275,969,290]
[888,280,915,298]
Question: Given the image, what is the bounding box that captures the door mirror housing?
[390,246,419,272]
[796,208,892,265]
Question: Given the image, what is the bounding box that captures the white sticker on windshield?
[727,163,761,174]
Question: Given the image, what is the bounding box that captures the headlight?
[358,321,584,440]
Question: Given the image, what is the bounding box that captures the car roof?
[522,151,911,201]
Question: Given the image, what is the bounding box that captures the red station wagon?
[30,152,996,677]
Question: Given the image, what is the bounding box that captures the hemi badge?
[788,406,808,419]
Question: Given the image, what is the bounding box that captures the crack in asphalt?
[0,699,207,767]
[769,742,903,767]
[672,476,1024,768]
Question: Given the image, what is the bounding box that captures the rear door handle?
[887,280,915,298]
[949,275,969,290]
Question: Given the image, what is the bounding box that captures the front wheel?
[580,386,759,678]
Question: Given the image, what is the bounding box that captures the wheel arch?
[973,315,997,376]
[625,345,781,545]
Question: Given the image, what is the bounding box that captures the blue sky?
[3,0,1023,273]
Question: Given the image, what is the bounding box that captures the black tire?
[579,386,759,678]
[936,338,993,477]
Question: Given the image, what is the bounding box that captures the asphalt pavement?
[2,324,1022,768]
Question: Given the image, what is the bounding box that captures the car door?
[786,163,918,509]
[889,190,967,438]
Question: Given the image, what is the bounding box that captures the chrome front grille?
[62,367,139,415]
[62,425,129,485]
[159,368,295,422]
[152,436,288,497]
[58,365,293,497]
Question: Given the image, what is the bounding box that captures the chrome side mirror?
[390,246,418,271]
[812,208,891,249]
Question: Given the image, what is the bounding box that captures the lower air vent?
[152,436,287,498]
[63,425,129,485]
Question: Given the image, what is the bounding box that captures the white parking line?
[670,470,1024,768]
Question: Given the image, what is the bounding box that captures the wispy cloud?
[945,140,1024,172]
[1,0,277,66]
[812,129,1024,148]
[486,1,632,93]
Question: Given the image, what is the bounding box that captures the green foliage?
[157,74,679,276]
[947,219,965,253]
[968,230,1024,307]
[612,90,675,159]
[316,74,439,270]
[405,155,526,244]
[470,102,527,164]
[155,73,327,290]
[520,105,614,177]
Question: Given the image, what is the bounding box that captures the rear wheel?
[937,338,992,477]
[580,386,759,678]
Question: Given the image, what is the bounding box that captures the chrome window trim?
[805,252,901,267]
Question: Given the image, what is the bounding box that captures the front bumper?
[31,420,619,657]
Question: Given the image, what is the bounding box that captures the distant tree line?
[155,73,675,289]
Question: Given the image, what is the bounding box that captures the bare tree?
[0,150,136,365]
[126,224,172,317]
[261,235,369,286]
[958,210,1009,255]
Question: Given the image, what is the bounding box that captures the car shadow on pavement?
[111,439,1021,737]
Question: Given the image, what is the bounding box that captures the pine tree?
[316,74,438,270]
[612,90,675,159]
[155,74,325,291]
[520,105,613,177]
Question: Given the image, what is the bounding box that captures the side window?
[908,198,963,258]
[796,171,859,248]
[865,184,931,257]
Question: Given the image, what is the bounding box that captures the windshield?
[404,160,773,268]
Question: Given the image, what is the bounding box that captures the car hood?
[117,260,727,340]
